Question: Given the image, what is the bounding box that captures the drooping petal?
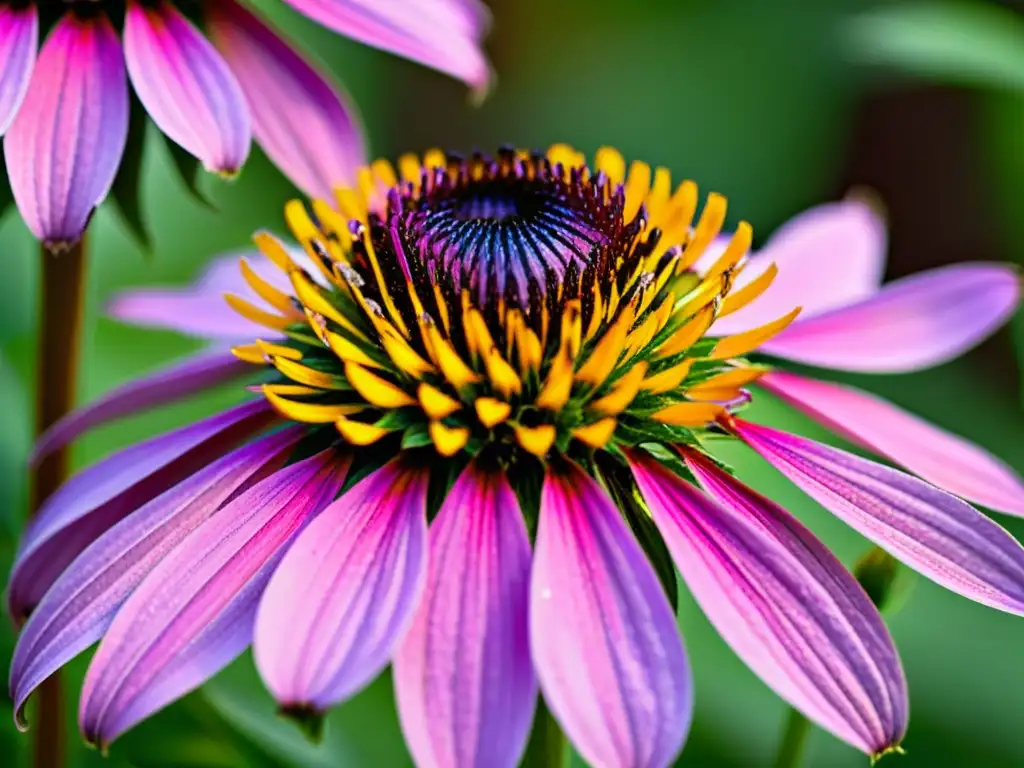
[280,0,491,93]
[531,460,691,768]
[629,450,907,756]
[206,0,365,199]
[10,427,302,726]
[107,287,261,340]
[760,371,1024,517]
[79,448,348,747]
[0,3,38,135]
[393,463,535,768]
[5,11,127,248]
[107,248,310,339]
[8,399,274,621]
[31,350,252,466]
[254,458,428,711]
[711,200,887,335]
[758,263,1021,372]
[123,0,250,174]
[735,419,1024,615]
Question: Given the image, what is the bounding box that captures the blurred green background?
[2,0,1024,765]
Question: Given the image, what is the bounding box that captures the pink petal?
[759,263,1022,372]
[5,11,127,249]
[393,463,535,768]
[10,428,302,726]
[281,0,491,93]
[0,3,37,135]
[78,448,349,747]
[31,350,252,466]
[206,0,365,199]
[124,0,250,174]
[735,419,1024,615]
[629,450,907,756]
[531,461,691,768]
[107,246,310,339]
[711,200,887,335]
[7,399,274,621]
[254,458,429,710]
[761,371,1024,518]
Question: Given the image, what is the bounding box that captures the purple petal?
[8,399,274,621]
[711,200,887,336]
[761,371,1024,518]
[107,247,309,339]
[393,463,535,768]
[629,450,907,756]
[206,0,365,199]
[78,448,349,747]
[735,419,1024,615]
[31,350,252,466]
[10,427,302,726]
[0,3,37,135]
[124,0,250,174]
[531,461,691,768]
[5,11,127,249]
[254,458,428,711]
[759,263,1021,373]
[280,0,491,93]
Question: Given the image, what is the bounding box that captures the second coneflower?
[0,0,489,248]
[10,146,1024,767]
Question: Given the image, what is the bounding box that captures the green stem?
[30,236,88,768]
[772,708,812,768]
[522,696,568,768]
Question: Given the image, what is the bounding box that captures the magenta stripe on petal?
[78,448,348,747]
[254,457,428,711]
[5,11,127,248]
[630,450,907,756]
[0,3,38,135]
[759,263,1022,373]
[8,399,274,621]
[760,371,1024,518]
[711,200,886,336]
[394,463,535,768]
[735,419,1024,615]
[31,350,252,466]
[124,0,250,174]
[206,0,365,199]
[531,461,691,768]
[281,0,491,93]
[10,427,302,726]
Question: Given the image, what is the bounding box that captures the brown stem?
[29,236,88,768]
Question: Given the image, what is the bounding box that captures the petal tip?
[13,705,29,733]
[871,743,906,765]
[278,703,326,743]
[42,233,84,255]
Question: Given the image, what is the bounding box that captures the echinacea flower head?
[0,0,489,249]
[11,145,1024,767]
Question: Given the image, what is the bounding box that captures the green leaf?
[0,146,15,223]
[203,655,413,767]
[116,691,280,768]
[844,1,1024,91]
[596,454,679,611]
[202,656,350,768]
[109,93,152,253]
[164,135,217,210]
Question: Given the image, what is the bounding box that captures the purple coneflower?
[10,145,1024,767]
[0,0,488,248]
